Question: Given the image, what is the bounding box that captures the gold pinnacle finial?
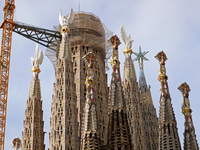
[83,52,96,89]
[31,66,41,74]
[178,82,192,116]
[61,26,70,35]
[155,51,168,82]
[123,47,133,54]
[108,35,121,68]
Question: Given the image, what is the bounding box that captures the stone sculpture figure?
[30,44,44,78]
[59,8,74,40]
[120,25,134,50]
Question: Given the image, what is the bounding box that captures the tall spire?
[133,46,148,93]
[22,44,45,150]
[155,51,181,150]
[107,35,132,150]
[49,8,78,149]
[81,52,101,149]
[121,26,148,150]
[178,82,199,150]
[133,46,159,149]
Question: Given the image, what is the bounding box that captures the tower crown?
[133,46,149,93]
[155,51,168,83]
[108,35,121,68]
[30,44,43,79]
[178,82,192,116]
[120,26,133,54]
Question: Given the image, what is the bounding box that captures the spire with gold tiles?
[107,35,132,150]
[22,44,45,150]
[178,82,199,150]
[155,51,181,150]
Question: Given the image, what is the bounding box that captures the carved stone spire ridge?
[155,51,181,150]
[178,82,199,150]
[49,11,78,148]
[107,35,132,150]
[81,52,101,150]
[22,45,45,150]
[129,46,159,150]
[133,46,149,93]
[121,28,148,149]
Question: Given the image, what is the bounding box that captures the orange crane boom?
[0,0,15,149]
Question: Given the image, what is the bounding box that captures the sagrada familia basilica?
[18,8,199,150]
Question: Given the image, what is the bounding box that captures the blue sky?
[0,0,200,149]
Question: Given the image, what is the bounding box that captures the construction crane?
[0,0,15,149]
[0,0,62,149]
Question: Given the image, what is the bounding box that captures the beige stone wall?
[49,58,78,150]
[140,88,158,150]
[123,56,147,150]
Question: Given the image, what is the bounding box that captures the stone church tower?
[22,44,45,150]
[155,51,181,150]
[122,41,147,149]
[178,82,199,150]
[68,12,109,146]
[49,14,78,149]
[133,47,158,150]
[107,35,132,150]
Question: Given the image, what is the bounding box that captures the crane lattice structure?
[0,0,15,149]
[0,1,62,149]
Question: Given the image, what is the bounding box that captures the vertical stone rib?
[155,51,181,150]
[178,82,199,150]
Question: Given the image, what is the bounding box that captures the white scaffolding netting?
[45,11,113,71]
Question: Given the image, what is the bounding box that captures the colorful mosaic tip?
[155,51,167,62]
[82,52,96,63]
[178,82,191,94]
[108,35,121,46]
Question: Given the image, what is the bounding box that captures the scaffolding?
[46,11,113,71]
